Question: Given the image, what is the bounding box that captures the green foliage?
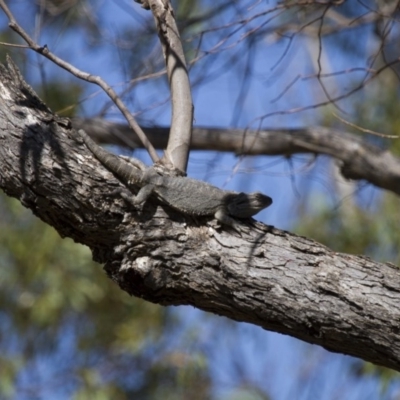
[352,362,400,396]
[0,29,28,73]
[353,83,400,158]
[295,192,400,264]
[35,80,83,117]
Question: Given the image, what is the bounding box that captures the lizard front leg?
[214,208,247,235]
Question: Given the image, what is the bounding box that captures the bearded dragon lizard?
[78,129,272,232]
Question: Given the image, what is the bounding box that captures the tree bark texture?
[1,58,400,371]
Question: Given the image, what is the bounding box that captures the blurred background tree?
[1,0,400,399]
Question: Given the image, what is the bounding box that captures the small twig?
[0,41,29,48]
[332,112,399,138]
[0,0,159,163]
[315,4,346,114]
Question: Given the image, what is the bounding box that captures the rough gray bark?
[73,118,400,198]
[1,59,400,372]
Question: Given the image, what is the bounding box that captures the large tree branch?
[73,118,400,198]
[1,59,400,371]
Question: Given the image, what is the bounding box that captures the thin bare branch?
[0,41,29,48]
[0,0,160,163]
[332,112,399,138]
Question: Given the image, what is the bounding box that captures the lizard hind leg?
[119,183,155,210]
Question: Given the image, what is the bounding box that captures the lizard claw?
[232,221,251,236]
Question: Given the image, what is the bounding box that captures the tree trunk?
[1,58,400,371]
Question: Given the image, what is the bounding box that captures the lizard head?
[226,192,273,218]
